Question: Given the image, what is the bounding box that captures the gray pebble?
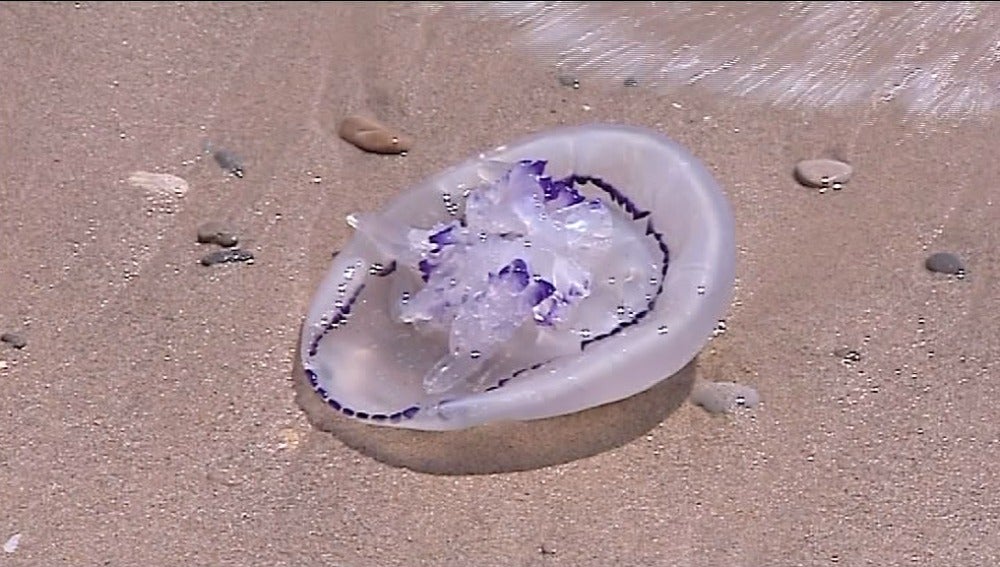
[623,77,639,87]
[925,252,965,275]
[213,148,244,178]
[833,347,862,364]
[794,158,852,189]
[197,221,239,247]
[200,248,254,266]
[691,379,760,414]
[557,74,579,89]
[0,333,26,350]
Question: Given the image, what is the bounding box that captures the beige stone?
[338,114,412,154]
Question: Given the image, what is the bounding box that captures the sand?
[1,3,997,566]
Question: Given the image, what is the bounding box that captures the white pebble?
[794,158,852,188]
[3,533,20,554]
[127,171,189,198]
[691,379,761,414]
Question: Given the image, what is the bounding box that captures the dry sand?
[1,3,997,566]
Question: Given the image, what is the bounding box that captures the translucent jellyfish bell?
[300,124,736,431]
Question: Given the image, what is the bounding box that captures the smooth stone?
[691,379,761,414]
[557,74,579,88]
[213,148,244,177]
[794,158,853,188]
[127,171,189,198]
[925,252,965,275]
[197,221,239,247]
[3,533,20,554]
[200,248,254,266]
[338,115,412,155]
[0,333,26,349]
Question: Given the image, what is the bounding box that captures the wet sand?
[1,3,997,566]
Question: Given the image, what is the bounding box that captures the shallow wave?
[435,1,1000,121]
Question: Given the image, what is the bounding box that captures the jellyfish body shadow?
[291,336,696,476]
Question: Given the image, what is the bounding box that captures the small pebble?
[212,148,244,177]
[557,74,579,89]
[1,333,26,350]
[691,379,761,414]
[196,221,239,247]
[338,115,412,155]
[276,427,303,451]
[200,248,254,266]
[924,252,965,275]
[3,533,19,554]
[0,360,8,371]
[623,77,639,87]
[833,347,862,365]
[794,158,853,189]
[128,171,189,198]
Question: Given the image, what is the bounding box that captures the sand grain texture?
[0,3,997,567]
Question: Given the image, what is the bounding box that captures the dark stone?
[213,148,244,178]
[1,333,26,349]
[925,252,965,275]
[200,248,254,266]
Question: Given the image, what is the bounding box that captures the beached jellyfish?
[300,124,736,430]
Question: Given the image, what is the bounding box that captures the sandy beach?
[1,2,997,565]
